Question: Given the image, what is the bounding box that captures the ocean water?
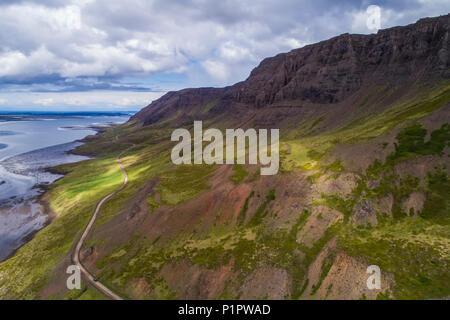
[0,112,131,261]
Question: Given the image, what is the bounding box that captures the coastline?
[2,187,55,262]
[0,123,118,262]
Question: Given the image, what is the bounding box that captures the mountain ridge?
[132,14,450,127]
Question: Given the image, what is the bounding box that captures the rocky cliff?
[132,14,450,126]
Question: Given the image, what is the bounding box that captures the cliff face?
[237,14,450,107]
[132,14,450,125]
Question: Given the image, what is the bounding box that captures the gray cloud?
[0,0,449,109]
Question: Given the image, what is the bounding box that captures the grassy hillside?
[0,80,448,300]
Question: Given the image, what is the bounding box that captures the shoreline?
[0,123,120,263]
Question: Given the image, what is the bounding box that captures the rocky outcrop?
[237,14,450,107]
[402,191,427,216]
[353,199,378,226]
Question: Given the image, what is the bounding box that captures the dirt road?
[72,154,127,300]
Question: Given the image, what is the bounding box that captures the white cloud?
[0,47,60,78]
[0,91,164,110]
[46,5,82,31]
[218,42,254,62]
[202,60,230,83]
[33,98,54,106]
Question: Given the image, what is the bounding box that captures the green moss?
[147,194,160,213]
[231,164,249,184]
[337,219,450,299]
[357,92,373,109]
[297,279,309,298]
[309,116,325,131]
[283,83,450,172]
[387,123,450,164]
[157,164,216,205]
[376,290,391,300]
[420,166,449,225]
[311,255,334,296]
[324,159,344,173]
[366,158,384,179]
[202,100,218,114]
[248,189,275,226]
[317,193,353,220]
[307,149,323,161]
[237,191,254,225]
[151,277,178,299]
[73,287,108,300]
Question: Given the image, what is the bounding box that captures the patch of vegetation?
[202,100,218,114]
[309,116,325,131]
[157,164,216,205]
[324,159,344,174]
[231,164,249,184]
[151,277,178,299]
[357,92,373,109]
[306,171,323,184]
[317,193,353,220]
[147,194,160,213]
[65,286,107,300]
[237,191,255,225]
[248,189,275,226]
[311,254,334,296]
[307,149,323,161]
[420,166,449,225]
[376,290,391,300]
[282,83,450,172]
[337,218,450,299]
[387,122,450,164]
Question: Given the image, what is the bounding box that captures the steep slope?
[0,15,449,300]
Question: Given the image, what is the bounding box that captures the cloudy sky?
[0,0,449,111]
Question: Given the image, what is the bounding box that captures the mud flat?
[0,142,90,262]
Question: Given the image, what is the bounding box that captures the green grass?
[314,193,354,220]
[337,218,450,299]
[387,122,450,164]
[157,164,216,205]
[420,166,450,224]
[65,286,108,300]
[202,100,218,114]
[237,191,254,225]
[282,82,450,171]
[311,254,334,296]
[309,116,325,131]
[0,155,124,299]
[230,164,249,184]
[247,189,275,227]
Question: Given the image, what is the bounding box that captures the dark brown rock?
[131,14,450,126]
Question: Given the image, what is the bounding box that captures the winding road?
[72,154,127,300]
